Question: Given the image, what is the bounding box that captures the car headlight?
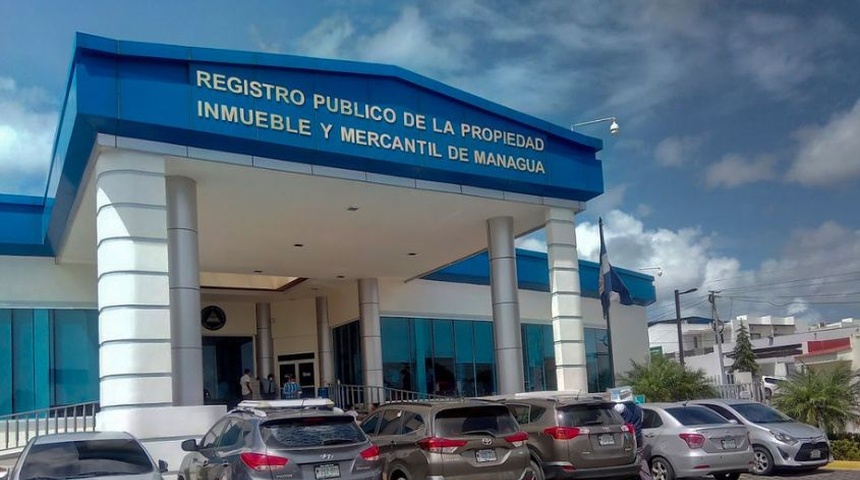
[771,431,798,445]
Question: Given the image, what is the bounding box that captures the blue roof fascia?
[74,33,603,151]
[423,249,657,306]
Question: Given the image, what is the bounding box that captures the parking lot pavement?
[741,467,860,480]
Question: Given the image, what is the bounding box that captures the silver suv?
[360,400,534,480]
[179,400,382,480]
[691,399,830,475]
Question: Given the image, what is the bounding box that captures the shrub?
[831,438,860,461]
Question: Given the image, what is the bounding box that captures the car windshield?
[665,406,730,426]
[731,402,794,423]
[262,415,365,448]
[558,404,621,427]
[434,406,520,437]
[19,438,154,480]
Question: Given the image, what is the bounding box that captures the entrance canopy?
[1,33,606,295]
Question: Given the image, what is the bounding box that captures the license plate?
[810,449,821,459]
[476,449,497,463]
[598,434,616,446]
[314,463,340,479]
[721,439,737,449]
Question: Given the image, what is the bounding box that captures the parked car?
[359,400,533,480]
[640,403,753,480]
[493,392,639,480]
[690,398,830,475]
[761,376,786,399]
[0,431,167,480]
[178,399,382,480]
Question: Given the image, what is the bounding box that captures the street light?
[675,287,698,366]
[638,267,663,277]
[571,117,620,135]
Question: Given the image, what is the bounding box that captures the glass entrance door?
[278,356,316,398]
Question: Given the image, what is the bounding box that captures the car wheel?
[752,445,775,475]
[529,458,545,480]
[713,473,741,480]
[650,457,675,480]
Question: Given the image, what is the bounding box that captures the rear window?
[20,438,153,480]
[665,406,731,426]
[434,406,519,437]
[262,415,365,448]
[558,404,622,427]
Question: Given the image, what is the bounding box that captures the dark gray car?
[359,400,533,480]
[0,431,167,480]
[179,405,381,480]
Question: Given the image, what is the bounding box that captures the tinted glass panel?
[434,406,519,437]
[731,402,793,423]
[360,412,382,436]
[641,409,662,429]
[378,409,403,435]
[263,416,364,448]
[19,439,153,479]
[558,404,622,427]
[52,310,99,406]
[700,404,739,422]
[400,412,425,434]
[666,406,731,426]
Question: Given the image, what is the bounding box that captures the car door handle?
[644,434,655,438]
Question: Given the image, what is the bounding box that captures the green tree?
[771,365,860,434]
[618,355,718,402]
[729,321,760,376]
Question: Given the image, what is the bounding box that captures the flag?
[598,217,633,319]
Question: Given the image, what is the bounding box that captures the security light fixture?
[640,267,663,277]
[571,117,620,135]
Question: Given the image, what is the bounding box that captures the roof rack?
[484,390,607,402]
[230,398,338,417]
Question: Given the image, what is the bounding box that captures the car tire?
[650,456,675,480]
[752,445,775,475]
[530,458,545,480]
[713,473,741,480]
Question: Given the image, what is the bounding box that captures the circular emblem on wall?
[201,305,227,331]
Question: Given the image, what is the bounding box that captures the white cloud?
[249,25,283,54]
[786,98,860,186]
[705,154,778,189]
[654,135,704,167]
[0,77,57,195]
[296,15,355,59]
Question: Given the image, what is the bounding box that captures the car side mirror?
[181,439,199,452]
[158,460,169,473]
[728,419,738,424]
[0,466,9,480]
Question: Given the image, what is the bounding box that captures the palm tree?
[771,365,860,434]
[618,355,718,402]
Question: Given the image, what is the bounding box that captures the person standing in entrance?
[240,369,253,400]
[282,375,301,399]
[262,373,277,400]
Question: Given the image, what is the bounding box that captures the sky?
[1,0,859,329]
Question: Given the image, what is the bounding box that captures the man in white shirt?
[240,369,253,400]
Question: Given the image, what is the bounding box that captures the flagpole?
[604,306,617,389]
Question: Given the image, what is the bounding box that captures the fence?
[0,402,99,452]
[707,377,766,403]
[326,384,453,411]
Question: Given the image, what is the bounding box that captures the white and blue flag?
[598,217,633,319]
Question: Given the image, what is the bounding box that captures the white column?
[316,296,334,386]
[167,176,203,406]
[545,207,587,392]
[488,216,524,395]
[96,149,173,409]
[255,303,274,380]
[95,149,225,469]
[359,279,383,397]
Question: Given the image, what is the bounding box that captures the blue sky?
[2,1,859,327]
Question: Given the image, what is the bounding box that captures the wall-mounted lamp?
[639,267,663,277]
[571,117,620,135]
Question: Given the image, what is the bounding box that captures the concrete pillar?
[96,149,174,409]
[95,149,224,470]
[255,303,274,381]
[167,176,203,406]
[545,207,587,392]
[487,216,524,395]
[359,279,383,396]
[316,296,334,386]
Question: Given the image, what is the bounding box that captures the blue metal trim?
[423,249,657,306]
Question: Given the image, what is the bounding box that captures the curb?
[827,460,860,470]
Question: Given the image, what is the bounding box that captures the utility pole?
[674,287,698,366]
[709,291,727,385]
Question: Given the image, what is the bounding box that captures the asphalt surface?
[740,468,859,480]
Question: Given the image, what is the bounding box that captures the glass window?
[360,412,382,436]
[217,419,245,449]
[508,404,530,424]
[201,419,229,449]
[542,324,557,391]
[432,320,455,395]
[19,438,154,479]
[665,406,731,426]
[434,406,519,437]
[473,321,496,396]
[400,412,425,434]
[262,416,365,448]
[378,409,403,436]
[0,310,12,415]
[699,404,739,422]
[454,321,475,396]
[585,327,612,393]
[559,404,622,427]
[12,309,35,412]
[382,318,414,392]
[641,409,663,429]
[52,310,99,406]
[730,402,793,423]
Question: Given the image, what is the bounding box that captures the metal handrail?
[0,402,99,452]
[325,384,454,410]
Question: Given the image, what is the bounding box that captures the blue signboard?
[2,33,606,256]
